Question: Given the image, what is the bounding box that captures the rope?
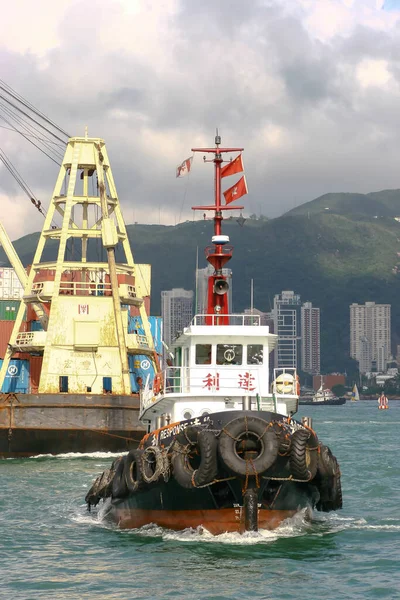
[142,446,170,483]
[242,457,260,493]
[261,474,313,483]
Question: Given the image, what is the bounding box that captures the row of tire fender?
[110,417,325,498]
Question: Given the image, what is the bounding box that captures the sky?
[1,0,400,240]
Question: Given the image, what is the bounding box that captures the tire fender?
[111,455,129,498]
[123,449,144,493]
[171,429,218,488]
[289,428,319,481]
[218,416,278,477]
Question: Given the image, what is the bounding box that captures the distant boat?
[299,384,346,406]
[351,384,360,402]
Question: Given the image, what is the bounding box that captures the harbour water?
[1,401,399,599]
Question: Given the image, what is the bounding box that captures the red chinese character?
[202,372,220,390]
[238,372,256,391]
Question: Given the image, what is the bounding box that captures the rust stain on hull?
[113,508,297,535]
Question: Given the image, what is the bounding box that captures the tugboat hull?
[86,411,341,534]
[114,507,298,534]
[299,397,346,406]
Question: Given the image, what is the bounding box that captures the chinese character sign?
[202,373,220,391]
[238,372,256,391]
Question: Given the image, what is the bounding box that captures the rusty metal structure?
[0,134,157,456]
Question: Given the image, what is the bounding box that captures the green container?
[0,300,22,321]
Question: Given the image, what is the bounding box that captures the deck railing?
[190,313,261,326]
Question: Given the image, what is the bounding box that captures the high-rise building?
[161,288,194,348]
[350,302,391,373]
[301,302,320,375]
[195,266,233,314]
[273,291,301,369]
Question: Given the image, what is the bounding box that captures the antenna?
[195,246,199,314]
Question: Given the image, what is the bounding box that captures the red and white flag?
[221,153,244,178]
[176,156,193,178]
[223,175,248,205]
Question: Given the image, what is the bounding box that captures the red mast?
[192,133,244,324]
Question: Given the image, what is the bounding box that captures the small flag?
[176,156,193,178]
[221,154,244,178]
[223,175,248,205]
[383,0,400,10]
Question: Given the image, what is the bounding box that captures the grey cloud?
[2,0,400,236]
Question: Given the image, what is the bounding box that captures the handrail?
[190,313,261,326]
[29,280,137,298]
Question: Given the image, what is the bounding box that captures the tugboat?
[299,380,346,406]
[85,135,342,534]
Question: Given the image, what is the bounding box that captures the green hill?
[286,189,400,218]
[2,194,400,375]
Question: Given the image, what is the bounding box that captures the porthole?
[183,410,193,420]
[201,410,210,416]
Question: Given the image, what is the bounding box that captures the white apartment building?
[161,288,194,348]
[350,302,391,373]
[301,301,320,375]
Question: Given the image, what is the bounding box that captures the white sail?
[352,384,360,402]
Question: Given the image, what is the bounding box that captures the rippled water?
[1,401,399,599]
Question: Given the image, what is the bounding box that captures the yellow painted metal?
[0,136,156,395]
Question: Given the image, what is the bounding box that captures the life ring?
[289,428,319,481]
[153,373,163,395]
[275,373,295,394]
[111,455,129,498]
[171,426,218,488]
[141,446,169,484]
[123,449,145,493]
[218,416,278,477]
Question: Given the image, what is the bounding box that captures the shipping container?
[128,315,162,355]
[130,296,151,317]
[0,359,29,393]
[129,355,155,393]
[29,356,43,393]
[30,320,44,331]
[0,300,21,320]
[0,320,28,357]
[0,320,15,357]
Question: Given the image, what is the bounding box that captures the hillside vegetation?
[3,190,400,374]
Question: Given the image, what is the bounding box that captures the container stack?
[0,267,29,393]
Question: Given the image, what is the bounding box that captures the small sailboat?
[378,392,389,410]
[351,384,360,402]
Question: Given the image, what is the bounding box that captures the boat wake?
[74,507,361,544]
[26,451,127,460]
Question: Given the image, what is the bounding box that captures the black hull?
[299,398,346,406]
[0,428,143,458]
[108,475,318,534]
[0,392,144,457]
[86,410,343,534]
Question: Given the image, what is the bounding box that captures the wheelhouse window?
[247,344,263,365]
[196,344,212,364]
[216,344,242,365]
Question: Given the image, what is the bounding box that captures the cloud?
[1,0,400,239]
